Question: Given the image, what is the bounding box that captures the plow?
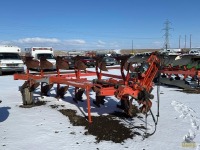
[13,52,200,136]
[159,54,200,89]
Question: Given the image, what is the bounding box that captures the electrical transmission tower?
[162,20,173,50]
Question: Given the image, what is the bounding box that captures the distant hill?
[120,49,161,54]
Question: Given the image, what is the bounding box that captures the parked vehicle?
[0,45,24,75]
[64,56,75,69]
[102,57,117,66]
[80,57,95,67]
[24,47,56,70]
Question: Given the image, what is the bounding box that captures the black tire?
[175,76,181,80]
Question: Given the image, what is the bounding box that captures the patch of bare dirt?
[176,88,200,94]
[19,101,46,108]
[50,104,65,109]
[59,108,140,143]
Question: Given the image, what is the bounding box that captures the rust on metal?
[40,57,53,70]
[24,57,40,69]
[56,56,69,70]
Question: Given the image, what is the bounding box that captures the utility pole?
[184,35,186,48]
[190,34,192,50]
[163,20,173,50]
[132,40,133,54]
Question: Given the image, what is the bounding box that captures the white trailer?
[0,45,24,75]
[160,48,182,55]
[188,49,200,55]
[24,47,56,70]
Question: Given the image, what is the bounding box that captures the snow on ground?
[0,69,200,150]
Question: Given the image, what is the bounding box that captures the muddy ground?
[57,107,143,143]
[177,88,200,94]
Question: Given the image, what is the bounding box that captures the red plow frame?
[14,53,160,123]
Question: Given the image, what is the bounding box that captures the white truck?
[0,45,24,75]
[24,47,56,70]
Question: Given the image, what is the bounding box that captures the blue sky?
[0,0,200,50]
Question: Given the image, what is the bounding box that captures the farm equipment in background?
[159,54,200,89]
